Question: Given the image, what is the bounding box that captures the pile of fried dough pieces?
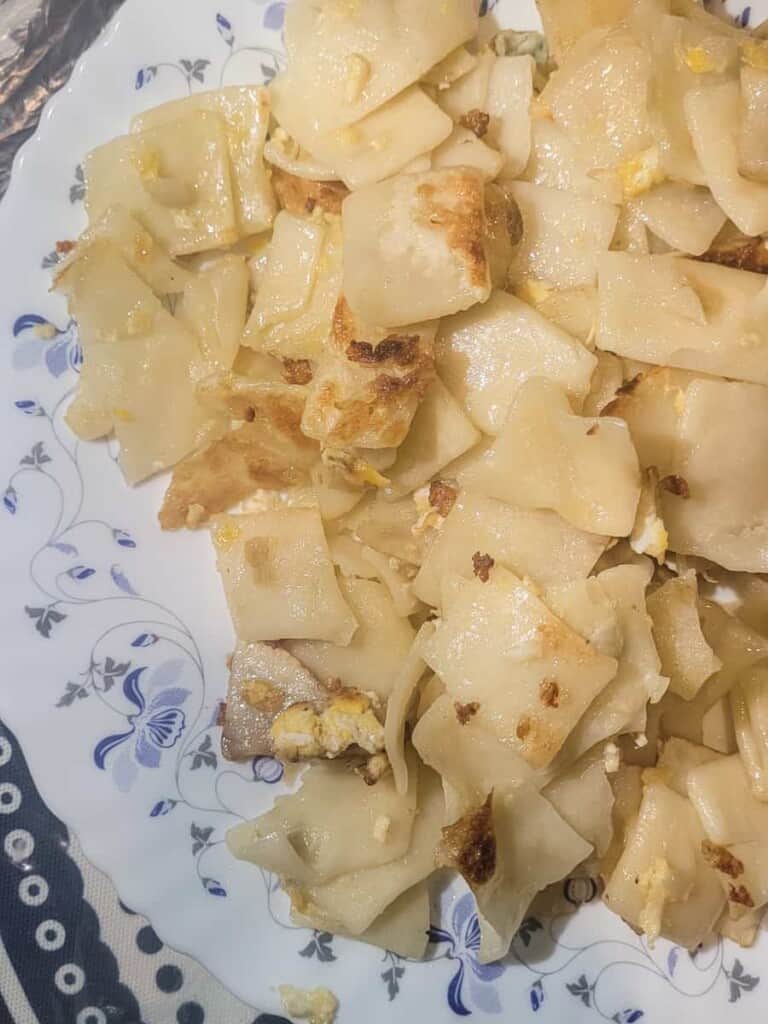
[55,0,768,964]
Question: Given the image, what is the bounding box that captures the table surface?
[0,3,287,1021]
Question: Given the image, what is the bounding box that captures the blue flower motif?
[529,979,544,1012]
[112,528,137,549]
[14,399,45,417]
[136,65,157,89]
[111,564,138,595]
[264,2,286,30]
[12,315,82,377]
[67,565,96,581]
[3,486,17,514]
[217,12,235,46]
[667,947,679,976]
[202,877,227,897]
[94,664,190,792]
[132,633,159,648]
[50,541,78,556]
[150,798,178,818]
[428,893,506,1015]
[252,755,284,783]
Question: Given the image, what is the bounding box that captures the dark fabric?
[0,718,145,1023]
[0,0,125,198]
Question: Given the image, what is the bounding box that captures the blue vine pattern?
[135,9,286,97]
[6,305,283,896]
[5,0,765,1018]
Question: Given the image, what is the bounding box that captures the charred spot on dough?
[372,371,424,397]
[701,840,744,879]
[699,228,768,274]
[438,794,497,888]
[539,678,560,708]
[659,474,690,499]
[454,700,480,725]
[617,374,643,397]
[346,335,420,367]
[282,358,314,385]
[429,479,458,518]
[729,883,755,908]
[472,551,495,582]
[459,108,491,138]
[270,166,349,217]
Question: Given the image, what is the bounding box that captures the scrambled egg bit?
[279,985,338,1024]
[270,691,385,762]
[682,44,730,75]
[630,507,668,561]
[616,146,664,199]
[513,278,553,307]
[637,856,673,946]
[321,448,390,489]
[630,469,668,562]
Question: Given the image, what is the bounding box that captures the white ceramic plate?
[0,0,765,1019]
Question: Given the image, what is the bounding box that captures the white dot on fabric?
[19,875,48,907]
[54,964,85,995]
[77,1008,107,1024]
[0,737,11,767]
[5,828,34,862]
[0,783,21,815]
[36,919,66,951]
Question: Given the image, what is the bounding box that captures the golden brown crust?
[331,296,358,350]
[270,166,349,217]
[429,479,458,518]
[159,403,318,530]
[702,840,744,879]
[459,108,490,138]
[454,700,480,725]
[197,375,309,439]
[415,169,489,291]
[472,551,495,582]
[301,296,436,448]
[438,794,497,888]
[537,620,597,662]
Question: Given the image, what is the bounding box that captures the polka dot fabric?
[0,718,290,1024]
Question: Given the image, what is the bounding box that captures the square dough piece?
[211,508,358,644]
[342,167,491,327]
[85,111,238,255]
